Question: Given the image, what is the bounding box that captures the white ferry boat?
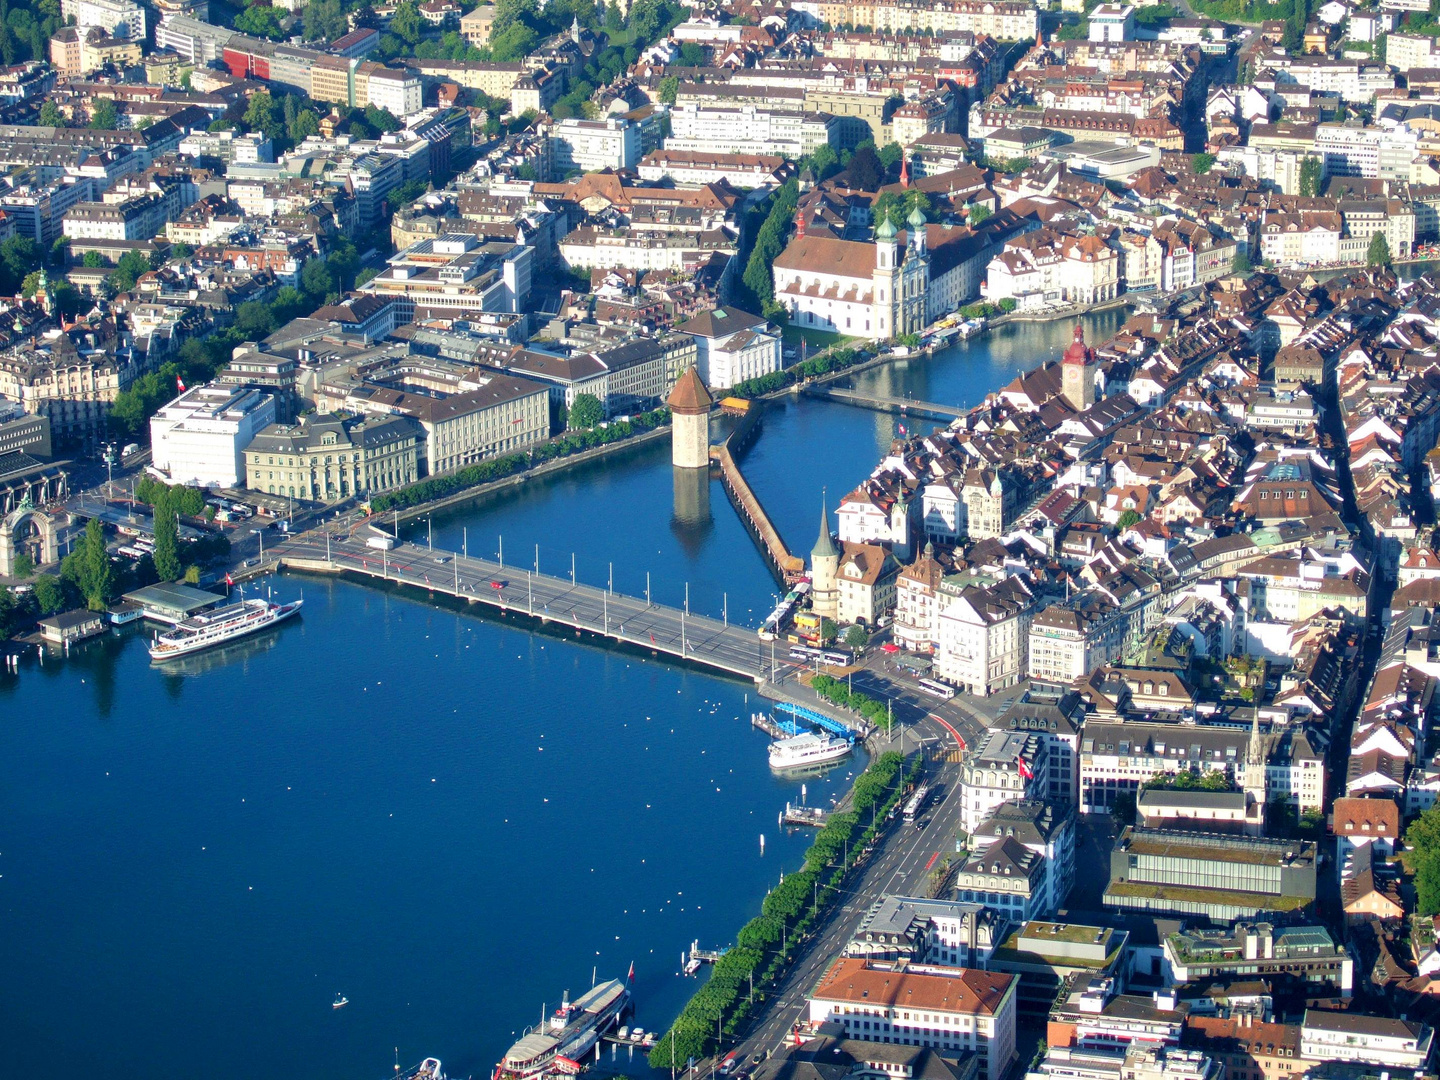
[496,979,629,1080]
[769,731,852,771]
[148,596,302,660]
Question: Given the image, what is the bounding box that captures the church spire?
[812,491,838,560]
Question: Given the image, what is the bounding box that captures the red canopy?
[881,643,900,653]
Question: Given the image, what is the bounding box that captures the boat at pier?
[769,731,852,771]
[397,1059,444,1080]
[496,979,629,1080]
[148,596,302,660]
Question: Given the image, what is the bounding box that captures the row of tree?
[730,346,867,400]
[739,180,800,316]
[648,751,910,1068]
[368,407,669,511]
[812,673,892,730]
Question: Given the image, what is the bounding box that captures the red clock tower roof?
[1062,323,1092,366]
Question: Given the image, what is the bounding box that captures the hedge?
[369,407,669,512]
[648,751,909,1068]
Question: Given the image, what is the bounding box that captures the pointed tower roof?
[812,495,838,560]
[667,365,713,414]
[900,154,911,189]
[876,211,898,241]
[907,203,926,229]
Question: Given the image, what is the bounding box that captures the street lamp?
[251,527,264,562]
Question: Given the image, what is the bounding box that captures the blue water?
[0,313,1119,1079]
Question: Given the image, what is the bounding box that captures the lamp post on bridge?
[498,534,503,567]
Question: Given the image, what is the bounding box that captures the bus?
[789,644,852,666]
[903,784,930,823]
[916,678,956,700]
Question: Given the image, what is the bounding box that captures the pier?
[803,386,964,423]
[711,406,806,584]
[781,802,829,827]
[271,534,784,682]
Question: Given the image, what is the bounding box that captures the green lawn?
[782,326,856,351]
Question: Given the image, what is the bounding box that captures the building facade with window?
[245,412,422,502]
[807,958,1017,1080]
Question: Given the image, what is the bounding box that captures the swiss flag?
[176,375,186,392]
[225,573,233,586]
[1017,757,1034,780]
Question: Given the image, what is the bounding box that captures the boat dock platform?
[752,712,802,739]
[688,940,729,964]
[781,802,829,827]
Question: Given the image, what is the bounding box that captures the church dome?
[875,212,898,241]
[906,204,927,228]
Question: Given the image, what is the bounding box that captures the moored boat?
[148,596,302,660]
[496,979,629,1080]
[768,731,852,771]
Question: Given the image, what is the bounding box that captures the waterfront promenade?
[267,531,787,683]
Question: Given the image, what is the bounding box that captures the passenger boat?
[768,731,852,771]
[148,596,302,660]
[398,1059,444,1080]
[333,994,348,1009]
[496,980,629,1080]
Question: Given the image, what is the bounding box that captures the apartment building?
[845,894,1000,968]
[935,573,1036,697]
[960,730,1048,834]
[548,117,640,176]
[364,66,423,118]
[1299,1012,1433,1069]
[61,0,145,39]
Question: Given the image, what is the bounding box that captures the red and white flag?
[627,961,635,983]
[176,375,186,392]
[225,573,233,586]
[1017,757,1033,780]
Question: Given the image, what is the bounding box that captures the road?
[266,529,794,681]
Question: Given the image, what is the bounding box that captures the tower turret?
[810,494,839,622]
[667,366,713,469]
[1060,322,1095,411]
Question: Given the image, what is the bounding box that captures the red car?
[489,580,506,591]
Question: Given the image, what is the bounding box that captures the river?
[0,311,1121,1080]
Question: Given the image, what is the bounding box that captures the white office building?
[150,384,277,489]
[666,102,840,160]
[61,0,146,38]
[365,67,423,118]
[549,117,641,175]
